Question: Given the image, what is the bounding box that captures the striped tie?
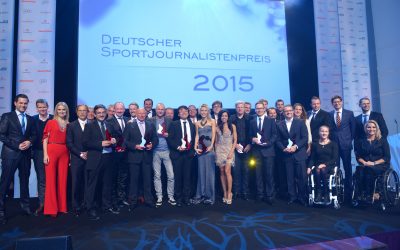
[336,112,341,128]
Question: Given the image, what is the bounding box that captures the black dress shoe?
[34,204,44,216]
[88,210,100,220]
[298,199,307,207]
[265,197,273,205]
[287,199,296,205]
[128,203,137,212]
[242,194,249,201]
[22,208,32,216]
[73,208,81,217]
[105,207,120,214]
[144,202,155,208]
[176,202,182,207]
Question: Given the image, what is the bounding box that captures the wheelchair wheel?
[382,169,400,207]
[332,169,344,206]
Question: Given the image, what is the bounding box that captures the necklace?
[200,119,207,127]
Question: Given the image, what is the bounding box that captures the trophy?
[198,135,210,154]
[287,138,295,149]
[140,133,152,150]
[256,130,267,145]
[180,134,191,150]
[236,143,244,154]
[157,122,167,136]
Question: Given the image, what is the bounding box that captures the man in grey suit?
[330,95,356,203]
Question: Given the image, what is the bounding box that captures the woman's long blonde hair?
[53,102,70,122]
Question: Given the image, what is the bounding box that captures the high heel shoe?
[226,193,233,205]
[222,197,227,204]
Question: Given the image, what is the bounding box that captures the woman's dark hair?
[218,110,233,135]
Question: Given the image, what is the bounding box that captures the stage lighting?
[248,158,257,168]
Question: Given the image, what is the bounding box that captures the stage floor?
[0,198,399,249]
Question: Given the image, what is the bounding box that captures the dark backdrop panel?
[53,0,318,118]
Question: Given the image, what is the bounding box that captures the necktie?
[183,121,188,139]
[100,121,106,139]
[336,112,341,127]
[258,117,262,132]
[362,115,368,125]
[20,113,26,134]
[311,112,316,120]
[118,117,125,130]
[139,122,145,137]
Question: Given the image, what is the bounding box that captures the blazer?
[276,118,308,161]
[66,119,86,165]
[167,119,196,159]
[249,116,277,157]
[307,109,333,142]
[82,120,111,170]
[330,109,356,150]
[123,120,158,164]
[0,111,36,159]
[355,111,388,140]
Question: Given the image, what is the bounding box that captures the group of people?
[0,93,391,224]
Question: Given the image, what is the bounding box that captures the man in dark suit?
[307,96,333,142]
[330,95,356,203]
[0,94,37,224]
[355,97,388,141]
[106,102,129,207]
[66,104,89,217]
[144,98,156,118]
[249,101,277,204]
[32,98,53,216]
[167,105,196,206]
[229,101,251,200]
[124,108,158,209]
[276,105,308,205]
[83,104,118,220]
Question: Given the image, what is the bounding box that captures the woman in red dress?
[43,102,70,216]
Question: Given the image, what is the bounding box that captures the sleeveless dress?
[194,125,216,203]
[215,128,235,167]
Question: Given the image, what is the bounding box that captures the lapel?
[93,120,103,139]
[288,119,295,137]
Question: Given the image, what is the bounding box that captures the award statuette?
[198,135,210,154]
[287,138,294,148]
[256,131,267,145]
[139,133,152,150]
[236,143,244,154]
[157,122,167,136]
[180,135,191,150]
[115,137,125,152]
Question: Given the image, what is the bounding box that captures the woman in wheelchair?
[307,125,338,203]
[354,120,391,203]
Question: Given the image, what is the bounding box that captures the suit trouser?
[113,152,128,204]
[0,154,31,213]
[255,154,275,198]
[172,152,193,202]
[44,144,69,215]
[85,153,113,210]
[274,151,287,196]
[33,149,46,205]
[337,147,352,200]
[233,152,249,196]
[70,158,86,209]
[128,159,154,204]
[285,156,307,201]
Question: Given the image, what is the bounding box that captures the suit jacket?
[249,116,277,157]
[66,119,86,165]
[330,109,356,150]
[167,119,196,159]
[82,120,110,170]
[355,111,388,140]
[123,120,158,163]
[276,118,308,161]
[0,111,36,159]
[307,109,333,142]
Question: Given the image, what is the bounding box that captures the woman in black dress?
[307,125,338,202]
[354,120,391,202]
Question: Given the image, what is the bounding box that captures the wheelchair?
[352,167,400,211]
[307,166,344,209]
